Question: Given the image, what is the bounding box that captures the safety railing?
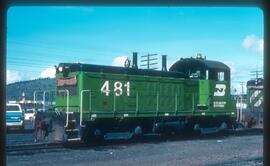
[79,89,197,118]
[175,94,178,115]
[55,89,70,128]
[80,90,91,127]
[33,90,56,112]
[33,89,70,127]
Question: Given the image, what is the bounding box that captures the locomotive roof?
[247,78,263,87]
[57,63,188,79]
[169,57,230,72]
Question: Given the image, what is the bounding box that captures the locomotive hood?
[56,62,187,79]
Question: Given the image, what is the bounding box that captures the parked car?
[24,108,36,121]
[6,104,24,130]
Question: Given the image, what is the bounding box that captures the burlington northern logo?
[214,84,226,96]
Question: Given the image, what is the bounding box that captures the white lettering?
[114,81,123,96]
[124,82,130,96]
[213,101,226,108]
[100,81,110,96]
[101,81,130,96]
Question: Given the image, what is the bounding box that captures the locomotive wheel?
[132,126,144,140]
[192,123,202,135]
[83,128,104,145]
[183,119,196,135]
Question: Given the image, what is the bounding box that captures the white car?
[24,108,36,121]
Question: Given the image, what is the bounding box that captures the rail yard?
[6,53,264,165]
[5,6,265,166]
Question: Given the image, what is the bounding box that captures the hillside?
[6,78,56,101]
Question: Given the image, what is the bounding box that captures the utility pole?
[140,53,158,70]
[239,81,245,122]
[240,82,245,96]
[250,67,263,80]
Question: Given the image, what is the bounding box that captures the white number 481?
[101,81,130,96]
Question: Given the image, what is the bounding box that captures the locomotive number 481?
[101,81,130,96]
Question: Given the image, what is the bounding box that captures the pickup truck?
[6,103,24,130]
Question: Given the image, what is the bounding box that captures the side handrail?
[33,90,42,110]
[113,94,116,116]
[34,89,70,127]
[156,92,159,116]
[135,91,139,116]
[57,89,70,128]
[33,90,54,111]
[175,93,178,115]
[192,93,195,112]
[43,91,49,112]
[80,90,91,127]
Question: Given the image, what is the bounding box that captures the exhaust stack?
[162,55,167,71]
[132,52,138,69]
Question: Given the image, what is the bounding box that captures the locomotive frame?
[35,53,237,142]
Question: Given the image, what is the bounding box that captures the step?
[104,132,133,140]
[67,138,81,141]
[66,129,79,132]
[68,120,76,122]
[200,127,219,134]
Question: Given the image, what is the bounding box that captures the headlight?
[59,66,63,72]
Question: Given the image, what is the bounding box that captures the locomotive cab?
[169,54,236,130]
[169,54,234,113]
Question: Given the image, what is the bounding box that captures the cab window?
[189,70,201,79]
[208,70,228,81]
[205,70,209,80]
[6,106,20,111]
[218,72,224,81]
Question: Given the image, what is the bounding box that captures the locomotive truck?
[35,53,237,143]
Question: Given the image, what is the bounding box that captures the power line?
[7,47,131,66]
[8,39,133,56]
[250,69,263,80]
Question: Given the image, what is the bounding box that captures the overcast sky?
[7,7,263,94]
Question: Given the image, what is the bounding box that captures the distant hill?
[6,78,56,101]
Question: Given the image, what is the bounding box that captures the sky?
[7,7,264,94]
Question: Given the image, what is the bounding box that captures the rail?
[33,90,44,111]
[113,95,116,115]
[175,94,178,115]
[6,128,263,153]
[57,89,70,128]
[34,90,55,112]
[156,92,159,116]
[33,89,70,127]
[136,92,139,116]
[80,90,92,127]
[43,91,49,111]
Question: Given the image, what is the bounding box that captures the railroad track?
[6,141,83,154]
[6,128,263,153]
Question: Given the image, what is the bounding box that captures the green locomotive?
[38,53,236,142]
[240,78,263,128]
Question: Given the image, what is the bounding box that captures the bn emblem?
[214,84,226,96]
